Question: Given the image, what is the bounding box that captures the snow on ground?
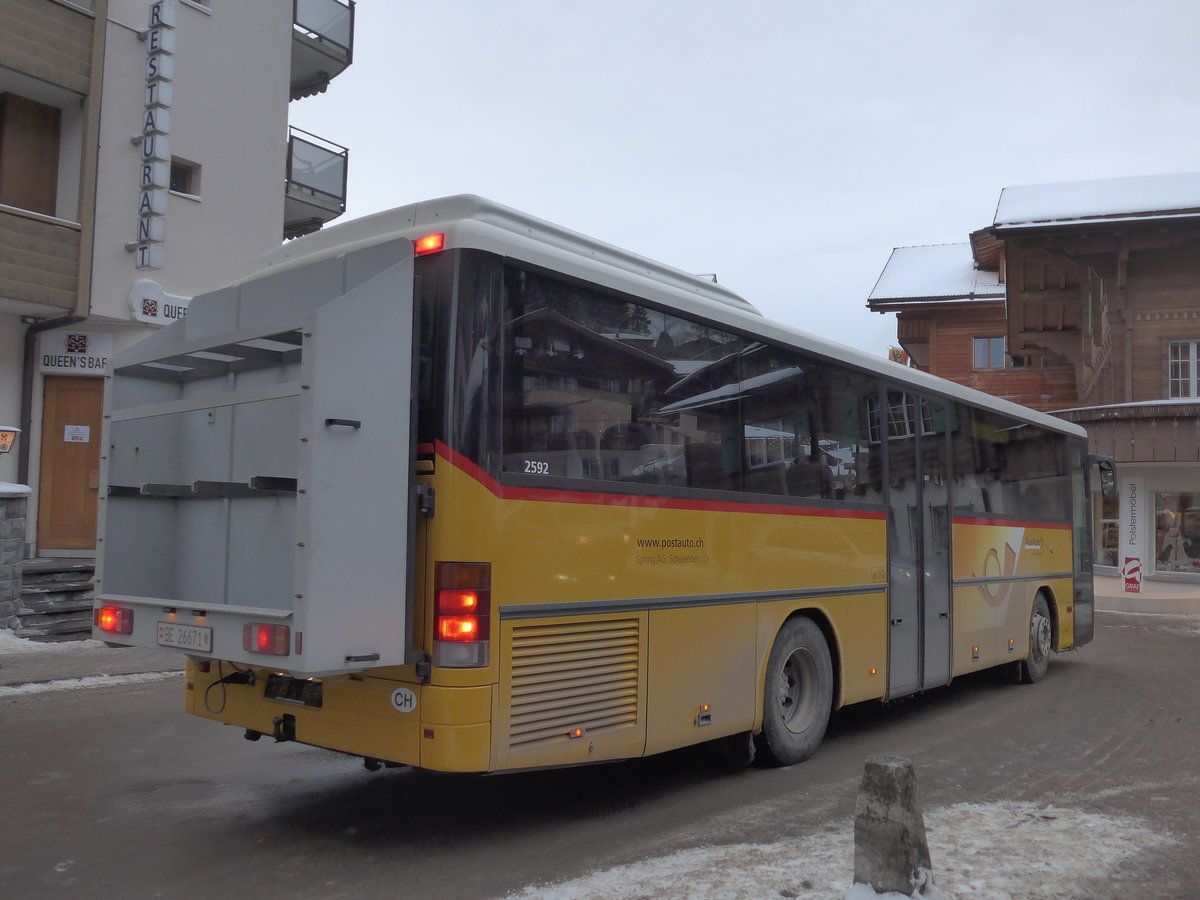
[1097,610,1200,635]
[511,801,1176,900]
[0,630,107,654]
[0,670,179,697]
[0,631,180,696]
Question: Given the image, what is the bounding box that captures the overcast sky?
[290,0,1200,356]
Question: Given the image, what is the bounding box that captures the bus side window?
[686,442,735,492]
[786,452,833,498]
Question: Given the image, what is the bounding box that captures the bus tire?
[1017,593,1053,684]
[755,616,833,767]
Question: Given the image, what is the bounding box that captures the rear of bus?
[90,202,765,774]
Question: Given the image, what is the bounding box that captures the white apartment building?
[0,0,352,557]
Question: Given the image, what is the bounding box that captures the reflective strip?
[500,583,885,620]
[954,572,1072,587]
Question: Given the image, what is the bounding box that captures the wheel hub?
[1032,612,1051,657]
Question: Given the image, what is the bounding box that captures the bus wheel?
[1017,593,1053,684]
[755,617,833,767]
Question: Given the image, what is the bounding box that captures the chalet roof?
[867,243,1004,308]
[994,171,1200,229]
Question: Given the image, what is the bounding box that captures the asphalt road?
[2,610,1197,900]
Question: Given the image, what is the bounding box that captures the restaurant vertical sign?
[135,1,176,270]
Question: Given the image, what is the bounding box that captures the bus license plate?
[157,622,212,652]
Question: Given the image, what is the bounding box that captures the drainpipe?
[17,315,86,486]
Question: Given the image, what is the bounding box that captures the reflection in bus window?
[500,264,878,507]
[949,403,1072,522]
[502,265,749,485]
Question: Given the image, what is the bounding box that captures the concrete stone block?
[853,755,934,895]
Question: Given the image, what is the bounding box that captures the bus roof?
[258,194,760,316]
[255,195,1085,441]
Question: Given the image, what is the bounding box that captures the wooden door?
[37,376,104,552]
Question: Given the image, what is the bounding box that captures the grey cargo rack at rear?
[95,236,419,677]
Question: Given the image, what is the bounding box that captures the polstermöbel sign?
[1120,476,1144,593]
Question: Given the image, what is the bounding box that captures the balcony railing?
[290,0,355,100]
[284,127,348,239]
[0,205,82,316]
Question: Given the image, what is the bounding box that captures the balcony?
[1058,401,1200,464]
[291,0,355,100]
[0,205,82,317]
[284,127,348,239]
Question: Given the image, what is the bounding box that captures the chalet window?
[972,336,1006,369]
[1168,340,1200,398]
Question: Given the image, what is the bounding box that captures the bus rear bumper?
[185,661,494,772]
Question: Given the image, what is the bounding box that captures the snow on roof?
[868,243,1003,303]
[994,171,1200,228]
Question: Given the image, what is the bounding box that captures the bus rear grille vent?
[508,618,640,748]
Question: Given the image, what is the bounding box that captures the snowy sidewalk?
[0,631,183,691]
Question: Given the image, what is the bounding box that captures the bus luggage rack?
[115,330,304,383]
[108,476,299,500]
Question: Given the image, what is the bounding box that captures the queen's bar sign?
[130,278,191,326]
[39,331,114,375]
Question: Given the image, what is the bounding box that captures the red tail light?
[243,623,290,656]
[95,605,134,634]
[434,562,490,667]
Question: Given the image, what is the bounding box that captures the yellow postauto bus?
[93,196,1113,773]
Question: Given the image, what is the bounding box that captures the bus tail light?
[434,562,490,668]
[95,605,134,635]
[243,623,290,656]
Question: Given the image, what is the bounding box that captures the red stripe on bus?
[435,440,885,521]
[952,517,1072,530]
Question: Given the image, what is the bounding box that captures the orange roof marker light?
[415,232,446,255]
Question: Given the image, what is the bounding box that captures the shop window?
[1168,340,1200,398]
[972,336,1006,369]
[1095,493,1118,568]
[1156,492,1200,574]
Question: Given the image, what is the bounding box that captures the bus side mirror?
[1089,455,1117,498]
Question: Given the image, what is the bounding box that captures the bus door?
[884,393,952,698]
[920,400,951,691]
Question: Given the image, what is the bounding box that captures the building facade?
[869,173,1200,611]
[0,0,353,558]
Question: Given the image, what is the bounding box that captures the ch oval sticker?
[390,687,417,713]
